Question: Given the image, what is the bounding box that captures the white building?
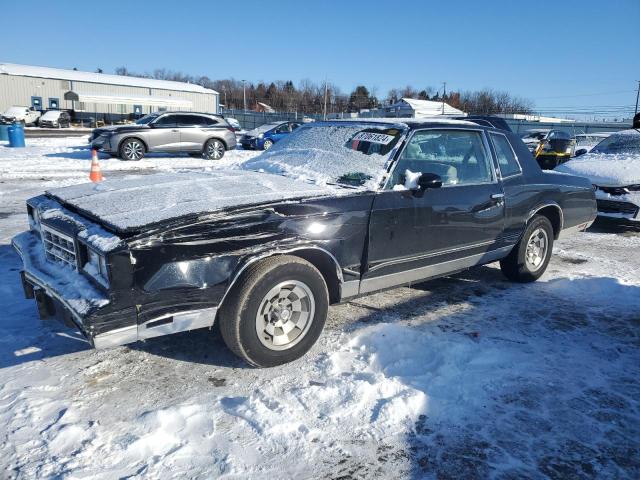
[383,97,465,117]
[0,63,219,122]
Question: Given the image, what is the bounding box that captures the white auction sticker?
[351,131,396,145]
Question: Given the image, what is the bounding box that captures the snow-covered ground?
[1,138,639,479]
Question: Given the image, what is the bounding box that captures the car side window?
[275,124,290,134]
[154,115,177,127]
[391,129,493,188]
[489,133,521,177]
[177,115,208,127]
[202,116,220,126]
[291,123,300,130]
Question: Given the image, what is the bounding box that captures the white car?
[1,106,41,126]
[573,133,611,156]
[556,129,640,222]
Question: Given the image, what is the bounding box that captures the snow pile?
[556,152,640,186]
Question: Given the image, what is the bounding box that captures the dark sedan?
[13,119,596,367]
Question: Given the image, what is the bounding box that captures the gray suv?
[89,112,237,160]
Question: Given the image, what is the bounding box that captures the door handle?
[490,193,505,200]
[171,129,179,132]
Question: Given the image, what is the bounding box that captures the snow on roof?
[0,62,218,95]
[390,98,465,116]
[332,117,476,127]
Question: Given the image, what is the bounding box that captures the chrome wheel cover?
[263,139,273,150]
[525,227,548,271]
[123,140,143,160]
[255,280,315,351]
[206,140,224,159]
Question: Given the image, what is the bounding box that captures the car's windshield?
[591,131,640,154]
[40,111,60,120]
[240,122,406,189]
[135,114,159,125]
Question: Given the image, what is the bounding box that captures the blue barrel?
[0,124,9,142]
[8,122,25,148]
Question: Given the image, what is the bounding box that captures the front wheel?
[204,139,225,160]
[262,139,273,150]
[500,215,554,283]
[119,138,145,160]
[218,255,329,367]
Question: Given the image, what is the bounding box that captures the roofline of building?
[0,62,219,95]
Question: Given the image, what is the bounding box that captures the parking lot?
[0,137,638,478]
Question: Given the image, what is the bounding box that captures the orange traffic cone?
[89,149,104,183]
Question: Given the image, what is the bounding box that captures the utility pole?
[635,80,640,116]
[242,80,247,111]
[441,81,447,114]
[323,80,328,120]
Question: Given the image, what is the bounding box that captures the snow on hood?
[45,170,333,232]
[555,152,640,187]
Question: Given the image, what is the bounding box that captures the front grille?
[41,225,78,270]
[597,199,639,216]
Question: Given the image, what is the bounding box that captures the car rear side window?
[392,129,493,187]
[154,115,177,127]
[177,115,210,127]
[489,133,521,177]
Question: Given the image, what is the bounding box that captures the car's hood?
[555,152,640,187]
[45,170,334,233]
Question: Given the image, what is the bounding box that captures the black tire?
[203,138,225,160]
[262,139,273,150]
[118,138,145,161]
[218,255,329,368]
[500,215,554,283]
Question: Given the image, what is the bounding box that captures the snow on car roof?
[331,117,477,127]
[0,63,217,95]
[46,170,334,232]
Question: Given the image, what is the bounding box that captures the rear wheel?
[218,255,329,367]
[119,138,145,161]
[204,139,225,160]
[500,215,554,282]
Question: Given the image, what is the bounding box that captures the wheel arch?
[219,246,343,310]
[528,202,563,239]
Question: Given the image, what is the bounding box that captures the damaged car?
[13,119,597,367]
[556,129,640,222]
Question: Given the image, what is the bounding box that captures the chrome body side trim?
[341,280,360,299]
[359,246,513,295]
[138,307,218,341]
[368,239,496,273]
[559,219,594,238]
[93,325,138,349]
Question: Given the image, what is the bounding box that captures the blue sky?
[3,0,638,119]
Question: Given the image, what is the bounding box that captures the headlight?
[258,133,264,139]
[82,246,110,287]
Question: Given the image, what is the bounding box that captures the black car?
[13,119,597,367]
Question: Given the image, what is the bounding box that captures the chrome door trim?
[368,239,496,273]
[487,131,523,179]
[359,246,513,295]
